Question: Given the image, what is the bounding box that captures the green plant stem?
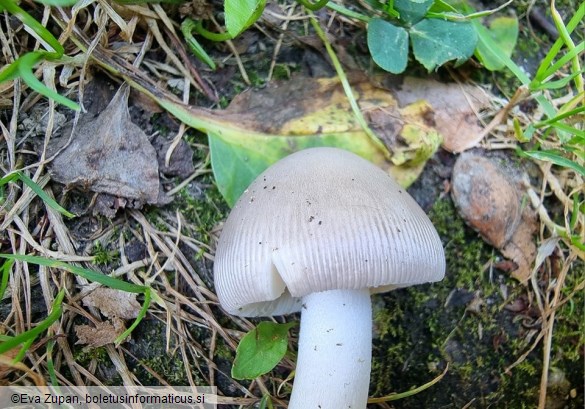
[368,363,449,402]
[297,0,329,11]
[550,0,584,95]
[326,1,370,22]
[309,14,391,159]
[385,0,399,18]
[192,20,232,42]
[181,19,217,69]
[428,0,513,21]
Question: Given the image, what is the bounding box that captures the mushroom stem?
[289,288,372,409]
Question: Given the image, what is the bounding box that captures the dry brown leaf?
[451,152,537,281]
[501,209,538,282]
[380,76,491,153]
[75,318,126,348]
[46,84,163,205]
[82,288,140,319]
[451,153,521,248]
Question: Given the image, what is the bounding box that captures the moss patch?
[370,198,584,408]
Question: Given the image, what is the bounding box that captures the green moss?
[91,241,119,266]
[144,207,169,232]
[214,338,235,361]
[128,320,206,386]
[429,199,494,289]
[369,198,553,407]
[175,181,226,246]
[75,346,108,366]
[74,347,122,386]
[134,354,189,385]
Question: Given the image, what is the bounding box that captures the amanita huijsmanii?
[214,147,445,409]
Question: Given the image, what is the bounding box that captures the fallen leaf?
[82,287,140,319]
[85,46,490,205]
[451,152,537,281]
[209,76,442,205]
[92,194,129,219]
[451,152,521,248]
[46,84,163,205]
[75,318,126,348]
[381,76,491,153]
[501,209,538,282]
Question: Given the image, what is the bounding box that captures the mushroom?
[214,147,445,409]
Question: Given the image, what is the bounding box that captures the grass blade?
[115,288,151,345]
[0,254,147,293]
[533,106,585,128]
[521,149,585,176]
[0,289,64,356]
[0,0,64,54]
[533,2,584,83]
[0,259,13,300]
[15,171,75,218]
[368,363,449,402]
[533,41,585,85]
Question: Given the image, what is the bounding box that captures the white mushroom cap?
[214,147,445,316]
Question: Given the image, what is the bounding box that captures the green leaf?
[209,119,398,207]
[367,18,409,74]
[232,322,296,380]
[532,41,585,86]
[474,16,519,71]
[0,171,74,217]
[520,150,585,177]
[394,0,434,25]
[0,0,80,109]
[0,172,19,186]
[410,18,477,71]
[209,133,271,207]
[224,0,266,38]
[115,288,151,345]
[0,52,45,82]
[0,254,151,345]
[532,67,584,90]
[533,2,584,84]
